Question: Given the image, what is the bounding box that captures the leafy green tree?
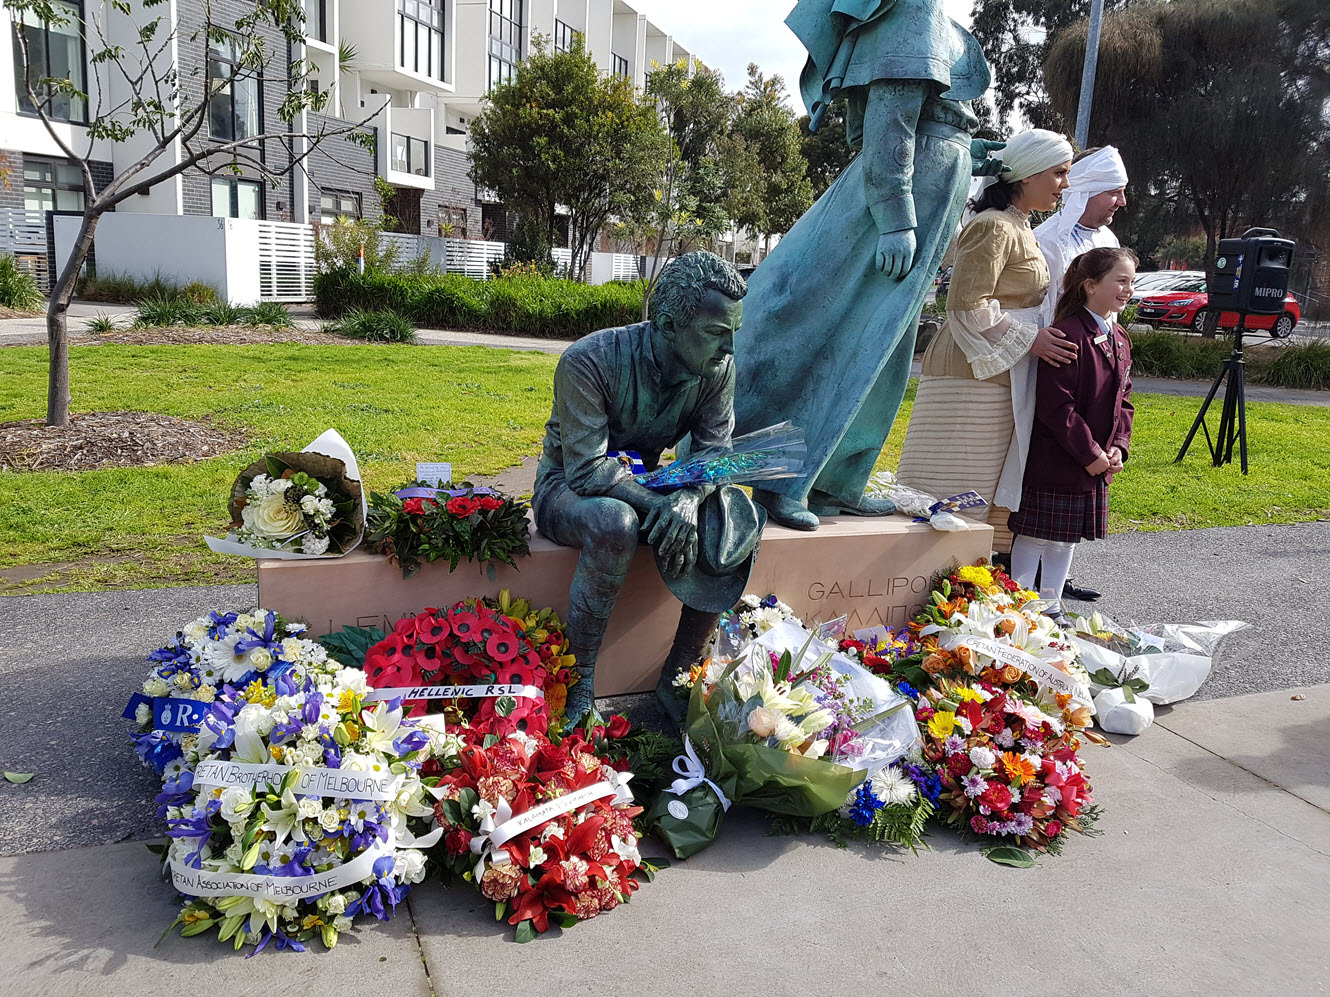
[1153,235,1208,268]
[728,64,814,254]
[1045,0,1328,264]
[631,60,736,313]
[468,37,667,281]
[798,96,857,198]
[8,0,365,426]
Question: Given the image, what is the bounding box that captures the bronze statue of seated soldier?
[532,251,764,723]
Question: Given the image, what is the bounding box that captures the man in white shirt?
[1032,145,1129,602]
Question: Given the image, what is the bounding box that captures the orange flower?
[996,619,1017,636]
[922,653,951,676]
[999,664,1023,684]
[999,751,1036,782]
[546,683,567,715]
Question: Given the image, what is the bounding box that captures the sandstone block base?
[257,515,994,697]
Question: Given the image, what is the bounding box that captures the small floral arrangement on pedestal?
[157,669,439,953]
[429,722,648,942]
[366,481,531,579]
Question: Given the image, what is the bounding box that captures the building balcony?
[341,0,457,94]
[373,102,436,189]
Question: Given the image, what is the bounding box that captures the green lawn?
[1,343,1327,594]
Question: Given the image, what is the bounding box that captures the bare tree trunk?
[45,210,100,427]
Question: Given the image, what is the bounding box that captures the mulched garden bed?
[93,324,353,346]
[0,410,249,471]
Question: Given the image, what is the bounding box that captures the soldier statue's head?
[649,251,748,378]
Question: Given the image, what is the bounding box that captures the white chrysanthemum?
[739,594,762,609]
[969,745,996,769]
[396,849,428,884]
[182,621,209,643]
[869,767,918,806]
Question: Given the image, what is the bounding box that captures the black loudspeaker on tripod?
[1175,227,1295,474]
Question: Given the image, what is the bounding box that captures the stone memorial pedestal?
[257,515,994,697]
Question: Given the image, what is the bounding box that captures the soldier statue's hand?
[970,139,1010,177]
[642,489,701,577]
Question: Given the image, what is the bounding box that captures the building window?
[208,37,261,142]
[23,159,85,213]
[398,0,445,81]
[11,0,87,123]
[439,205,468,239]
[612,53,629,79]
[391,133,429,176]
[211,177,264,219]
[318,190,361,223]
[488,0,522,88]
[553,19,577,53]
[306,0,328,42]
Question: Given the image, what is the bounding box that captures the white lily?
[261,786,309,846]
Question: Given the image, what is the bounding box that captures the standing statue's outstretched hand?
[970,139,1011,178]
[875,230,916,279]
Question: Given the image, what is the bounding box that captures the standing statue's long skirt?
[731,124,972,506]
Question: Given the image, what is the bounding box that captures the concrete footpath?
[0,684,1326,996]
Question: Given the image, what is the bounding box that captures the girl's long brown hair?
[1054,246,1140,324]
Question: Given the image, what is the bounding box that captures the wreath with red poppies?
[362,595,579,736]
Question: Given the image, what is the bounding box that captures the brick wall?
[174,0,294,219]
[0,149,23,212]
[304,116,380,221]
[419,145,480,238]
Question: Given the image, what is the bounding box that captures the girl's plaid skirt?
[1007,480,1109,543]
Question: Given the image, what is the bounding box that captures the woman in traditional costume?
[895,128,1077,554]
[730,0,998,530]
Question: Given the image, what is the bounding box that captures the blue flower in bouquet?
[847,783,885,827]
[899,761,942,806]
[206,610,239,638]
[894,679,921,701]
[130,728,183,773]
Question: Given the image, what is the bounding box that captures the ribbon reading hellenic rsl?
[362,683,544,703]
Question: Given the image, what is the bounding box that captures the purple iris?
[247,927,307,956]
[269,718,304,745]
[271,844,316,877]
[300,692,324,726]
[274,669,301,698]
[206,610,239,639]
[322,744,343,768]
[899,761,942,806]
[148,640,192,676]
[129,728,183,773]
[167,799,220,868]
[393,729,430,755]
[234,612,283,657]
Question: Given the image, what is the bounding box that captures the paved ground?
[1,520,1328,993]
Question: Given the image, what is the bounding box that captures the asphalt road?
[1,520,1327,857]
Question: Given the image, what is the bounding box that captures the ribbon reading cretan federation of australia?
[943,634,1093,707]
[665,736,731,811]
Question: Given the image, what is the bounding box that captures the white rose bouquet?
[206,429,365,559]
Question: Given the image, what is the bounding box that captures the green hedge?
[1128,329,1330,391]
[314,269,646,340]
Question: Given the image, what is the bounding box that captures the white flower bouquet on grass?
[206,429,366,559]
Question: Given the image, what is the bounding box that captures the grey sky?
[627,0,976,110]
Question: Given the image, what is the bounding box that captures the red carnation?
[970,815,989,834]
[946,752,972,778]
[1045,819,1064,838]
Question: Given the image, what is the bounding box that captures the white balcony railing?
[0,209,52,292]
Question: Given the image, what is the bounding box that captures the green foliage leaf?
[513,919,539,943]
[983,844,1037,868]
[3,772,34,784]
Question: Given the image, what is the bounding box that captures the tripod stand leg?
[1175,360,1230,464]
[1237,361,1249,474]
[1215,365,1236,467]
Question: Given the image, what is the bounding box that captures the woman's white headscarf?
[972,128,1075,200]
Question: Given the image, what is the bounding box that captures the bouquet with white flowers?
[206,429,365,559]
[125,608,342,776]
[156,667,441,953]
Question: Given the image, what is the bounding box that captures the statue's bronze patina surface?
[731,0,999,530]
[533,252,760,722]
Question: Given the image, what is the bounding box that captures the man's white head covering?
[972,128,1074,201]
[1037,145,1129,241]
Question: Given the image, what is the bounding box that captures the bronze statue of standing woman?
[731,0,1000,530]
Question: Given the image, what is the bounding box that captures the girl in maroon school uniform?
[1007,246,1138,619]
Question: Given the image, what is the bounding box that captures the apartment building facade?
[0,0,699,289]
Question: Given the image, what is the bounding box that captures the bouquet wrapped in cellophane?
[635,422,806,492]
[645,619,917,858]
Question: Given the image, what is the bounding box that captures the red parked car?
[1136,277,1300,338]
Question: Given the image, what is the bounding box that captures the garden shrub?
[314,269,645,340]
[324,308,417,343]
[0,254,42,311]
